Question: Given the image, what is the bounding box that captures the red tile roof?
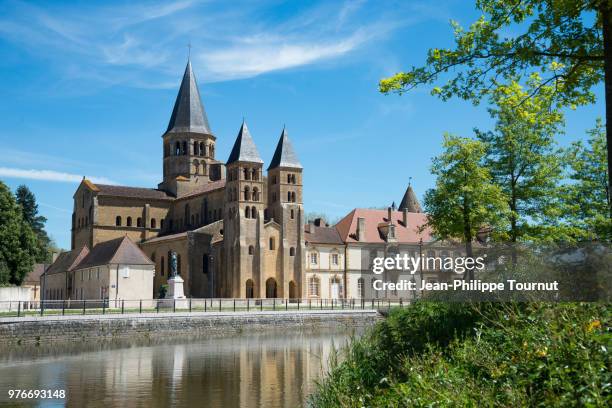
[335,208,432,244]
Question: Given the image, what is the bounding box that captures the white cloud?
[0,167,116,185]
[0,0,421,87]
[201,31,369,80]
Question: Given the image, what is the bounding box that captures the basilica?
[44,60,441,302]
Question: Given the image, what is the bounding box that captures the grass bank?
[311,302,610,407]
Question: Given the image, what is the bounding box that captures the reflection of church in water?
[50,332,341,407]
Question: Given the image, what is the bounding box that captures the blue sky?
[0,0,603,250]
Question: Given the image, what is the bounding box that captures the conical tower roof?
[399,185,422,213]
[226,121,263,164]
[268,127,302,170]
[165,60,211,135]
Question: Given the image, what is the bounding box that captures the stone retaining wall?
[0,310,379,345]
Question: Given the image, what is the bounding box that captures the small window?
[358,278,365,298]
[310,252,318,264]
[248,246,254,255]
[269,237,275,250]
[126,216,132,227]
[332,253,339,265]
[290,209,294,219]
[137,217,142,227]
[289,247,295,256]
[116,216,122,226]
[151,218,157,229]
[161,256,165,276]
[309,276,320,297]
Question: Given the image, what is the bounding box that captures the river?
[0,327,359,407]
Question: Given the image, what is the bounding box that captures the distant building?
[41,236,154,301]
[22,263,49,302]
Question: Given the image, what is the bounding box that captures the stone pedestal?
[166,275,186,299]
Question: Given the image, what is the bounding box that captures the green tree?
[475,76,567,242]
[0,181,37,285]
[379,0,612,215]
[564,119,612,240]
[15,185,51,262]
[424,135,508,279]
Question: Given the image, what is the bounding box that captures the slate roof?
[24,263,49,284]
[335,208,432,244]
[304,224,343,245]
[94,184,174,200]
[45,246,90,275]
[226,121,263,164]
[76,236,154,269]
[268,127,302,170]
[399,185,422,213]
[165,60,212,135]
[174,179,226,200]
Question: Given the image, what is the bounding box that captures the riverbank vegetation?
[311,301,610,407]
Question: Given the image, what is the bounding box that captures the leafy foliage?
[476,76,569,242]
[379,0,603,109]
[563,119,612,240]
[0,182,37,285]
[15,184,53,262]
[423,134,507,263]
[311,302,610,407]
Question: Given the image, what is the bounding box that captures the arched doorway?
[266,278,277,298]
[246,279,254,298]
[288,281,297,299]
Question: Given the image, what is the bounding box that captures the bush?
[311,302,610,407]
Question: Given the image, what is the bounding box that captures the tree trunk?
[601,0,612,217]
[463,191,474,281]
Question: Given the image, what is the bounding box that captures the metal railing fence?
[0,297,411,318]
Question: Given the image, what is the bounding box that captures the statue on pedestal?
[166,251,185,299]
[170,251,178,277]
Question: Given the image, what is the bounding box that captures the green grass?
[311,302,611,407]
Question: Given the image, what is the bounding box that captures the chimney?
[387,206,392,223]
[357,217,366,241]
[402,208,408,227]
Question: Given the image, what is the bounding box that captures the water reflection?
[0,328,358,407]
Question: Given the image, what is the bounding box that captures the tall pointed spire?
[268,127,302,170]
[226,121,263,164]
[399,184,422,213]
[165,60,211,135]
